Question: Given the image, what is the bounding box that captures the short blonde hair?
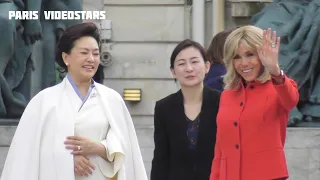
[223,25,271,90]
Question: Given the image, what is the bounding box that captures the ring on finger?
[77,145,81,151]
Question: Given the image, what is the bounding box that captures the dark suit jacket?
[151,86,221,180]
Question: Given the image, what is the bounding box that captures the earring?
[66,63,69,66]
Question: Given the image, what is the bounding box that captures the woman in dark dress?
[204,28,235,91]
[151,39,221,180]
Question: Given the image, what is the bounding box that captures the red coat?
[210,76,299,180]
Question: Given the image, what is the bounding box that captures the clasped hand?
[64,136,97,155]
[64,136,98,176]
[74,155,95,177]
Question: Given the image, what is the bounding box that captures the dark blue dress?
[204,64,226,91]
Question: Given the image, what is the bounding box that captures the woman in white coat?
[0,22,148,180]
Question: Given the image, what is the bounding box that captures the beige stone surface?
[285,128,320,180]
[103,79,179,115]
[102,43,176,79]
[104,0,185,4]
[104,6,186,41]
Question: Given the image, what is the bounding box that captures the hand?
[64,136,98,156]
[74,155,95,177]
[256,28,281,76]
[22,20,43,45]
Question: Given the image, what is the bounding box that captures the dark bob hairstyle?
[170,39,208,69]
[55,22,101,72]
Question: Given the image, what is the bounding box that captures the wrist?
[271,69,284,78]
[271,69,285,84]
[91,142,105,155]
[270,65,281,76]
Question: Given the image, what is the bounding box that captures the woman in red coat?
[210,25,299,180]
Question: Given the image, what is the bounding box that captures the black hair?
[55,22,101,72]
[170,39,208,69]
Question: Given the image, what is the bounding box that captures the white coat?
[0,78,148,180]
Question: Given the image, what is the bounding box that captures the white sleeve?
[120,100,148,180]
[97,129,125,178]
[0,93,45,180]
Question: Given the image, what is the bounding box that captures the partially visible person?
[204,28,235,91]
[151,39,221,180]
[210,26,299,180]
[0,22,147,180]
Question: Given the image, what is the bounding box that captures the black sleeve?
[216,90,221,108]
[150,101,170,180]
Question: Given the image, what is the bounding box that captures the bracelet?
[271,69,284,79]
